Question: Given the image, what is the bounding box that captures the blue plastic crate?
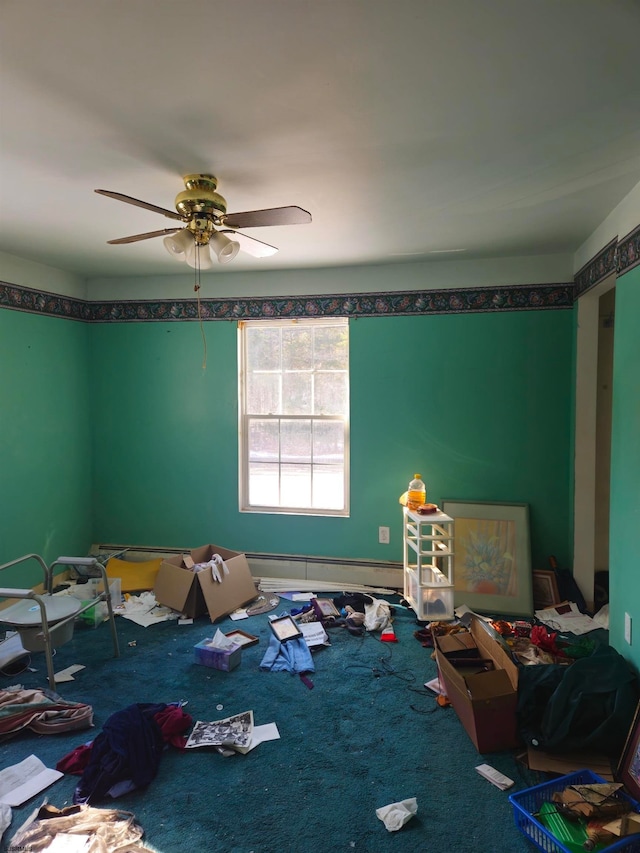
[509,769,640,853]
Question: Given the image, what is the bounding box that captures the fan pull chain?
[194,253,207,370]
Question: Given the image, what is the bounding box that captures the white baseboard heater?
[91,544,403,591]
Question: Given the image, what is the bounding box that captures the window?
[238,318,349,515]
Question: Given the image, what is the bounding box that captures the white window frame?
[238,317,350,516]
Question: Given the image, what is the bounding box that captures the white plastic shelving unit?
[403,506,455,621]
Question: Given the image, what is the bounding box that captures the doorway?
[573,274,616,610]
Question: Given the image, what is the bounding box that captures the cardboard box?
[435,617,520,753]
[525,747,613,780]
[194,638,242,672]
[154,544,257,622]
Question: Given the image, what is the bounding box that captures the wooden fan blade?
[220,229,278,258]
[222,205,312,229]
[107,228,181,245]
[95,189,184,221]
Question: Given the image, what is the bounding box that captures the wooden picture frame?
[532,569,561,610]
[618,700,640,802]
[224,629,259,648]
[269,614,303,643]
[442,500,533,616]
[312,597,340,620]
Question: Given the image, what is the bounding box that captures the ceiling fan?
[95,174,312,268]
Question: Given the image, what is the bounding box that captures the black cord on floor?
[342,631,444,716]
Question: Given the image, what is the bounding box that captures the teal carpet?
[1,596,542,852]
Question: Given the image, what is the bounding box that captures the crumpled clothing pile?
[56,701,192,804]
[259,635,314,674]
[8,802,154,852]
[0,685,93,739]
[332,593,395,635]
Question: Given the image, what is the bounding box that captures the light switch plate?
[624,612,632,645]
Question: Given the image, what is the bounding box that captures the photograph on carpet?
[185,710,254,753]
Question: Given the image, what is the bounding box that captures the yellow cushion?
[106,557,163,592]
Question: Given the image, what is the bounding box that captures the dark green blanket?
[518,644,639,758]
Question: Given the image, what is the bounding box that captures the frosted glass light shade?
[163,229,194,259]
[210,230,240,264]
[185,241,214,270]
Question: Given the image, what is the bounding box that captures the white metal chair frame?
[0,553,120,690]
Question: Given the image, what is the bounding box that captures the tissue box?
[194,638,242,672]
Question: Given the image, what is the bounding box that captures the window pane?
[314,326,348,370]
[249,462,279,506]
[281,463,311,507]
[247,327,281,371]
[314,372,348,415]
[312,464,345,510]
[313,421,344,464]
[282,327,313,371]
[282,372,312,415]
[247,373,280,415]
[281,419,311,464]
[248,419,279,463]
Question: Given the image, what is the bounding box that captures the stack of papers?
[535,602,599,635]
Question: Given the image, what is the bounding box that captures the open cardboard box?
[154,544,257,622]
[434,617,520,753]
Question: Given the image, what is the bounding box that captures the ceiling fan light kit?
[163,228,193,259]
[209,230,240,264]
[96,173,311,267]
[186,241,214,271]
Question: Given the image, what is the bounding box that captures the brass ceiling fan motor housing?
[174,174,227,220]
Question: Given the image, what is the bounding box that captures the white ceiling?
[1,0,639,279]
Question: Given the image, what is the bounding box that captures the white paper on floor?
[300,622,330,648]
[247,723,280,751]
[117,592,178,627]
[0,755,63,807]
[54,664,86,683]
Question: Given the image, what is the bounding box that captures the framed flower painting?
[441,500,533,617]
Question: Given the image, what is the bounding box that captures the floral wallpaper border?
[574,238,619,298]
[574,225,640,298]
[1,223,637,323]
[1,281,574,323]
[617,224,640,277]
[0,283,93,322]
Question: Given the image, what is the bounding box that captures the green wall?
[0,310,93,588]
[89,309,574,568]
[609,264,640,671]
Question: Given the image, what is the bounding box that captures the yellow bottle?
[407,474,426,510]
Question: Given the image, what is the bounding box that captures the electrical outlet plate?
[378,526,390,544]
[624,612,632,645]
